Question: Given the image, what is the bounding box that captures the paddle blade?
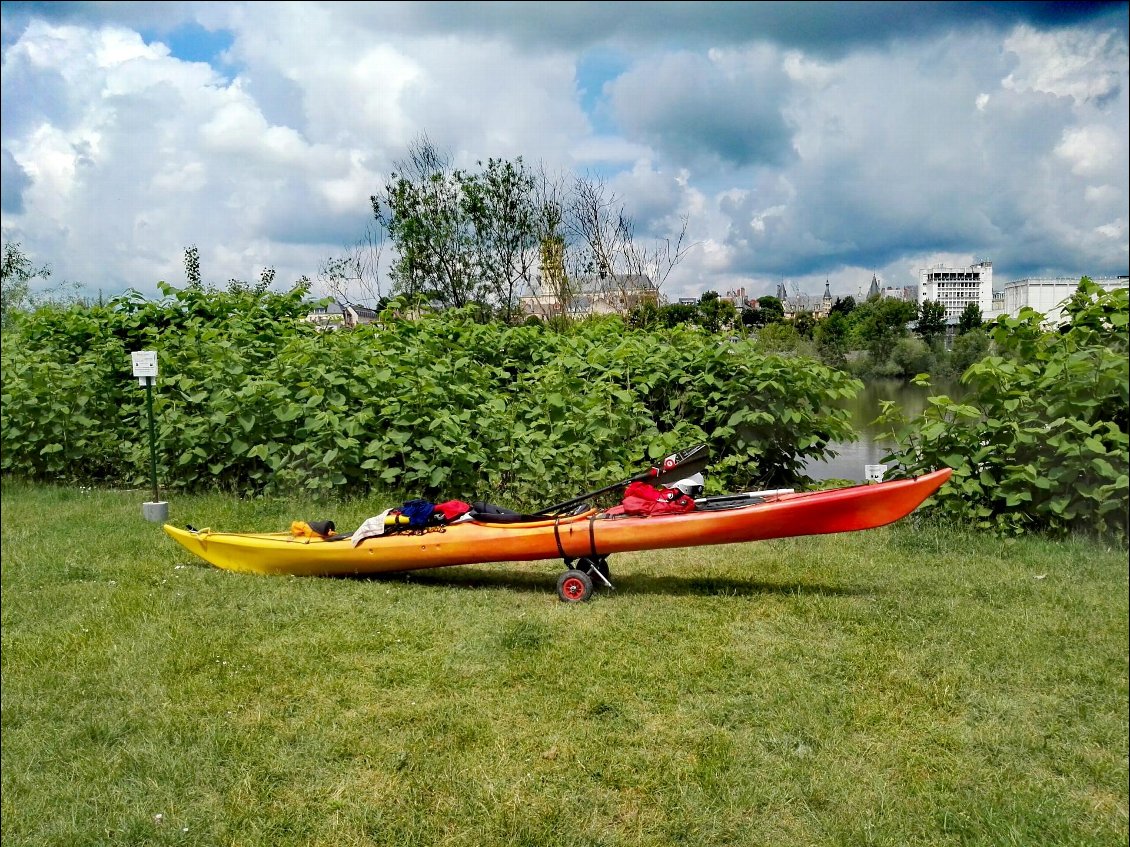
[651,444,711,485]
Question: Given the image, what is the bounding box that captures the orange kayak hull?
[163,468,951,577]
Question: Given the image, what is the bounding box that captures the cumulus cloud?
[606,46,795,170]
[1,1,1126,302]
[1,148,31,213]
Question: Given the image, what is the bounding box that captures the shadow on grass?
[342,565,872,599]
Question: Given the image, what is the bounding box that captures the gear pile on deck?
[164,445,952,602]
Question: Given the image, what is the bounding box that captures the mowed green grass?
[1,480,1126,847]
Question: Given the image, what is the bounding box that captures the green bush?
[2,287,860,507]
[880,279,1128,539]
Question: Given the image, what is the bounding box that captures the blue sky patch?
[575,47,629,134]
[144,22,235,69]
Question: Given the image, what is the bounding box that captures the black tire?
[556,569,594,602]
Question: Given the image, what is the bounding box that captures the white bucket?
[864,464,886,484]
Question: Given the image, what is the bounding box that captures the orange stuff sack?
[290,520,336,538]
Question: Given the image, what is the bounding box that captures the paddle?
[538,444,711,515]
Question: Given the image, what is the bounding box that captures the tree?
[792,310,816,339]
[461,156,540,323]
[890,336,935,377]
[372,135,482,311]
[756,321,805,353]
[568,174,628,283]
[754,295,785,324]
[564,173,689,309]
[658,302,698,327]
[696,291,737,333]
[957,301,983,335]
[850,297,917,361]
[627,298,662,329]
[1,242,49,329]
[228,267,275,295]
[814,310,849,367]
[184,245,202,288]
[524,169,578,322]
[830,295,856,316]
[183,244,277,295]
[949,327,990,374]
[371,137,691,322]
[916,299,947,341]
[319,223,387,308]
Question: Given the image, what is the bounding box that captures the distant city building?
[880,286,912,301]
[722,287,752,309]
[819,281,833,317]
[999,275,1128,325]
[518,274,658,319]
[918,260,994,323]
[855,275,916,305]
[770,282,832,317]
[306,301,378,331]
[989,289,1006,320]
[867,274,881,300]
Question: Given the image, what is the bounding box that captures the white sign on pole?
[132,350,158,386]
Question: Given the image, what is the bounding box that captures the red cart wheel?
[556,569,594,602]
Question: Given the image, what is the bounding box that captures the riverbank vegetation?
[2,480,1127,847]
[629,289,992,382]
[880,279,1128,539]
[0,280,860,504]
[2,269,1127,541]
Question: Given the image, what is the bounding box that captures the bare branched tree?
[523,167,579,322]
[565,174,691,315]
[622,213,691,292]
[568,175,630,283]
[319,222,387,307]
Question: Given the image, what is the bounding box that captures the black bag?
[469,502,549,524]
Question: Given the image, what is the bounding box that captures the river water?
[803,378,958,482]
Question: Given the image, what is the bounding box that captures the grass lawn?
[2,480,1127,846]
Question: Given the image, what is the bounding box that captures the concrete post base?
[142,501,169,522]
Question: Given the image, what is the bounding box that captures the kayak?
[163,467,952,600]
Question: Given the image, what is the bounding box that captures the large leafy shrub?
[2,286,860,507]
[880,279,1128,539]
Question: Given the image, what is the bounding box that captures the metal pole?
[145,376,159,503]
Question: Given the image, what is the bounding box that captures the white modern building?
[988,290,1006,320]
[918,260,994,323]
[999,276,1128,326]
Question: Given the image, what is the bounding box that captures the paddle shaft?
[539,471,656,515]
[538,448,710,514]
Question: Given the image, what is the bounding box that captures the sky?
[1,1,1127,305]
